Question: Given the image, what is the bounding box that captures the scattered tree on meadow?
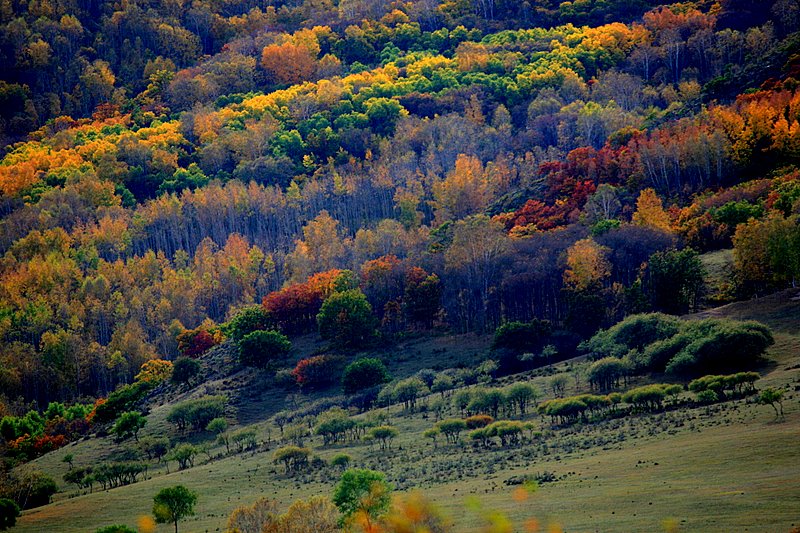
[112,411,147,442]
[332,469,392,523]
[759,388,785,419]
[153,485,197,533]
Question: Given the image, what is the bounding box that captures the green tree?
[171,358,201,385]
[342,358,390,394]
[272,445,311,473]
[366,425,398,451]
[223,306,273,340]
[647,249,706,314]
[62,453,74,469]
[206,417,229,453]
[435,418,467,444]
[238,330,291,368]
[169,444,198,470]
[332,469,392,522]
[112,411,147,442]
[504,383,539,417]
[153,485,197,533]
[759,388,784,419]
[0,499,20,531]
[317,289,377,349]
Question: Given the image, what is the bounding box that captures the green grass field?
[13,291,800,533]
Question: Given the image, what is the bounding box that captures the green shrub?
[171,358,201,385]
[342,358,390,394]
[238,330,291,368]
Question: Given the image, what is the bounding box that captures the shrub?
[465,414,493,429]
[238,330,291,368]
[292,355,340,389]
[582,313,681,360]
[171,358,201,385]
[94,526,136,533]
[167,396,227,432]
[135,359,173,385]
[176,326,222,357]
[664,320,774,376]
[342,358,391,394]
[695,389,719,404]
[330,453,351,469]
[93,381,153,425]
[0,498,20,531]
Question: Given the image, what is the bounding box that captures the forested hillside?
[0,0,799,528]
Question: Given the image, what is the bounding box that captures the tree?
[588,357,628,391]
[367,425,397,451]
[223,306,273,340]
[647,249,705,314]
[550,375,568,397]
[758,388,784,419]
[113,411,147,442]
[135,359,173,384]
[171,358,201,385]
[170,444,198,470]
[0,499,20,531]
[62,453,74,469]
[273,445,311,473]
[632,188,672,232]
[261,42,317,85]
[153,485,197,533]
[435,419,467,444]
[504,383,539,417]
[238,330,291,368]
[332,469,392,522]
[317,289,377,349]
[206,417,229,453]
[563,238,611,292]
[342,358,391,394]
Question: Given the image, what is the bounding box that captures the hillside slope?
[13,292,800,532]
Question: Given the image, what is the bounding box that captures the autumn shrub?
[292,355,340,389]
[176,326,222,357]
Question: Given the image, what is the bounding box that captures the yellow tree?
[632,188,672,232]
[432,154,491,224]
[563,238,611,291]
